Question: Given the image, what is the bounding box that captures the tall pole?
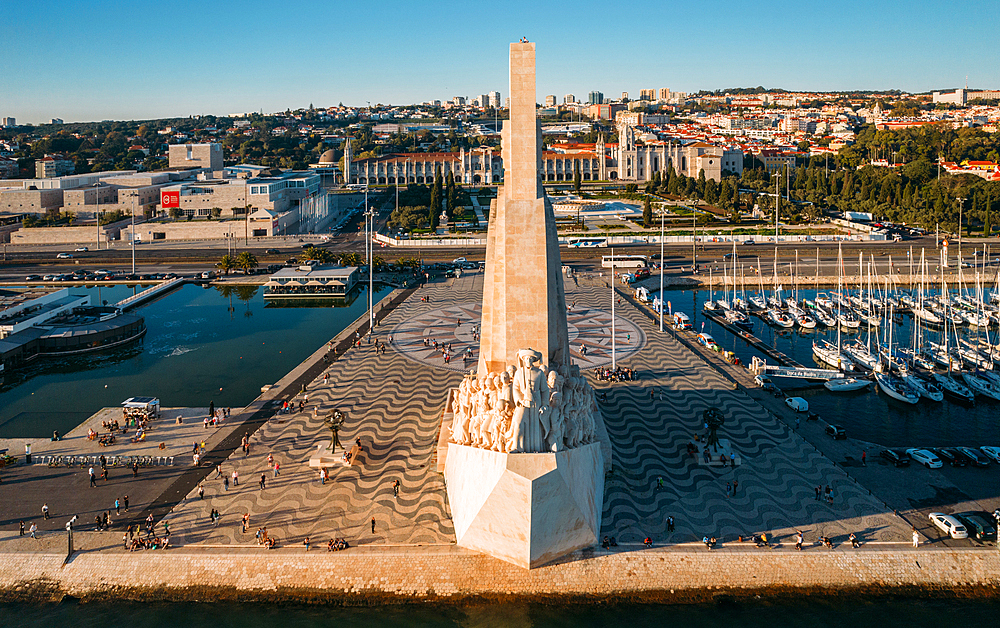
[94,183,101,250]
[131,197,137,275]
[365,186,372,334]
[775,171,780,241]
[692,212,697,273]
[611,246,616,370]
[659,205,664,332]
[957,197,965,264]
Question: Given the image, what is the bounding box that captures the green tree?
[642,197,652,228]
[235,251,258,274]
[216,254,236,276]
[446,171,456,218]
[210,207,222,218]
[573,161,582,193]
[169,207,183,219]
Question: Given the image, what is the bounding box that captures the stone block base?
[445,442,604,569]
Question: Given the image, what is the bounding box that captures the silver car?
[906,448,943,468]
[928,513,969,539]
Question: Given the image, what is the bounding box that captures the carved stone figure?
[510,348,549,453]
[449,349,599,454]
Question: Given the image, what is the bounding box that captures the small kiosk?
[121,397,161,423]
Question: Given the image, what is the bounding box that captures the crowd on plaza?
[594,366,636,382]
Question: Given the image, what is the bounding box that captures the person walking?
[29,523,37,539]
[198,484,205,500]
[19,521,25,536]
[861,450,867,466]
[242,513,249,534]
[216,464,223,479]
[393,479,400,499]
[815,486,821,501]
[732,479,738,495]
[371,517,376,534]
[303,536,311,551]
[912,527,920,548]
[224,476,230,491]
[726,482,732,497]
[273,461,280,477]
[132,460,139,478]
[115,498,121,515]
[89,467,97,488]
[795,530,803,551]
[124,495,129,512]
[232,470,239,486]
[259,473,266,490]
[850,533,860,548]
[42,503,49,520]
[666,516,675,533]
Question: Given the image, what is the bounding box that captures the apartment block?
[168,143,224,171]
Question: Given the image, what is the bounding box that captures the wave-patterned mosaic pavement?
[163,281,476,547]
[585,278,912,546]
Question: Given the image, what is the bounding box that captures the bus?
[601,255,648,269]
[567,237,608,248]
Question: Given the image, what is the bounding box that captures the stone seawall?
[4,548,1000,602]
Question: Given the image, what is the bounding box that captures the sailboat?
[872,304,920,404]
[931,372,976,404]
[703,266,717,311]
[824,377,872,392]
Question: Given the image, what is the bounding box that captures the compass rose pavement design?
[390,302,645,372]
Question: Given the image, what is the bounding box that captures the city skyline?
[2,0,997,124]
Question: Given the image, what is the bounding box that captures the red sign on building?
[161,191,180,208]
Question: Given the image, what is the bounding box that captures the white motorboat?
[812,307,836,327]
[843,340,878,371]
[901,370,944,402]
[724,308,753,330]
[961,371,1000,401]
[767,309,795,328]
[873,367,920,404]
[930,373,975,404]
[824,377,871,392]
[912,307,943,325]
[813,340,855,371]
[795,313,817,329]
[838,311,860,330]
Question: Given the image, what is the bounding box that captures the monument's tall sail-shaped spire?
[478,42,571,375]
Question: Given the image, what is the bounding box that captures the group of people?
[594,367,636,382]
[280,400,305,414]
[326,537,350,551]
[203,407,229,428]
[255,526,277,549]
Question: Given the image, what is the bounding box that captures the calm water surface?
[660,287,1000,448]
[0,283,392,438]
[4,598,1000,627]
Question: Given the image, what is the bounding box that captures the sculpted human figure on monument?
[510,348,549,453]
[449,352,599,453]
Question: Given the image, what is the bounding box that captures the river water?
[0,283,392,438]
[661,287,1000,448]
[4,598,1000,627]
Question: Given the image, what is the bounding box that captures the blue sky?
[1,0,996,124]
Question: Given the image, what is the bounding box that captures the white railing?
[115,277,185,310]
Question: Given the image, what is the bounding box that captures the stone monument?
[444,41,607,569]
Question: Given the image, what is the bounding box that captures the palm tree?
[217,254,236,275]
[235,251,258,274]
[338,252,363,267]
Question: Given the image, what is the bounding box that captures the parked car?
[753,374,772,387]
[978,446,1000,463]
[74,246,89,252]
[452,257,467,264]
[24,274,41,281]
[928,513,969,539]
[929,448,966,467]
[633,268,651,280]
[825,424,847,439]
[697,333,719,350]
[955,447,990,467]
[786,397,809,412]
[56,253,73,259]
[906,448,943,468]
[879,449,910,467]
[954,512,998,543]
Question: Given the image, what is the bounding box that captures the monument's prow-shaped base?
[445,442,604,569]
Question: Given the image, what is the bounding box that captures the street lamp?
[659,203,664,332]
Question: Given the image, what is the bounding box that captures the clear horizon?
[1,0,996,125]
